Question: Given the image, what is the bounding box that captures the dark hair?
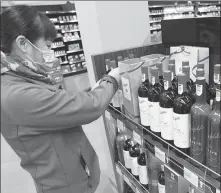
[0,5,57,53]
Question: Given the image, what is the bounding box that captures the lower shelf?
[63,68,87,77]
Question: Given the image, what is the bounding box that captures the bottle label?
[121,77,132,101]
[158,183,166,193]
[207,122,221,168]
[164,80,169,90]
[196,84,203,96]
[178,84,183,95]
[173,113,191,148]
[123,150,131,169]
[138,97,150,126]
[149,102,160,132]
[142,74,146,82]
[130,157,139,176]
[216,89,220,102]
[152,76,156,85]
[160,107,173,140]
[138,165,149,184]
[214,73,220,84]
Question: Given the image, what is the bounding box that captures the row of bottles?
[138,60,221,176]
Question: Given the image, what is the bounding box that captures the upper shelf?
[43,10,76,15]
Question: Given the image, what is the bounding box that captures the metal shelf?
[44,10,76,15]
[59,20,78,24]
[64,38,81,43]
[106,106,221,193]
[63,68,87,77]
[51,45,65,49]
[67,49,83,54]
[61,29,80,33]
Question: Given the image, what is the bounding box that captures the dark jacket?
[1,72,118,193]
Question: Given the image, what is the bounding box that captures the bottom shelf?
[63,68,87,77]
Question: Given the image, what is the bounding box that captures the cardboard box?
[165,165,189,193]
[140,54,169,82]
[119,58,142,127]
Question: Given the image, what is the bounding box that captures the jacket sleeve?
[7,75,118,130]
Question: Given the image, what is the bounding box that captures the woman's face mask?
[25,39,58,67]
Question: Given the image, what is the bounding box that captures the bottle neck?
[164,79,172,90]
[178,82,187,95]
[195,78,207,103]
[142,73,148,83]
[214,72,220,84]
[151,76,159,85]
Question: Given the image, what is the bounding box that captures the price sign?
[116,165,122,176]
[133,130,141,145]
[117,119,124,131]
[184,167,199,188]
[105,111,111,120]
[155,146,165,163]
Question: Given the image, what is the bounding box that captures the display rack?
[44,10,87,77]
[148,1,221,44]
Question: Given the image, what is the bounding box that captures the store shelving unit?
[43,10,87,77]
[148,1,221,44]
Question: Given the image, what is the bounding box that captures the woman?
[1,5,119,193]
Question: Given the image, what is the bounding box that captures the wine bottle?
[110,60,121,112]
[168,61,178,94]
[116,126,129,165]
[148,67,164,141]
[183,66,195,103]
[158,165,165,193]
[123,138,133,173]
[129,141,141,180]
[173,73,193,157]
[159,71,176,148]
[209,64,221,109]
[190,75,212,166]
[138,152,149,190]
[105,59,111,74]
[156,62,164,90]
[138,65,151,128]
[206,77,221,178]
[196,68,210,104]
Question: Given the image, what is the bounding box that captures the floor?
[1,74,117,193]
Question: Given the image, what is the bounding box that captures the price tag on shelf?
[105,111,111,120]
[133,130,141,145]
[155,146,165,163]
[124,175,132,186]
[184,167,199,188]
[116,164,122,176]
[117,119,124,131]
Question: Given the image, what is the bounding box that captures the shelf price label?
[105,111,111,120]
[155,146,165,163]
[133,130,141,145]
[184,167,199,188]
[116,164,122,176]
[117,119,124,131]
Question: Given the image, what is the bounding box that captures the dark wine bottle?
[206,77,221,178]
[105,59,111,74]
[156,62,164,90]
[183,66,195,103]
[173,73,193,157]
[190,76,212,167]
[196,68,210,104]
[129,141,141,180]
[159,71,176,148]
[138,65,151,128]
[123,138,133,173]
[138,152,149,190]
[148,67,164,141]
[168,61,178,94]
[209,64,221,109]
[158,165,165,193]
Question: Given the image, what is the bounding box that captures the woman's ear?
[15,35,28,53]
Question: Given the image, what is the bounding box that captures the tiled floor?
[1,118,116,193]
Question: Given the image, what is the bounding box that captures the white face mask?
[25,39,56,64]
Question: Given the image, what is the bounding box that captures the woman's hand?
[108,67,120,84]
